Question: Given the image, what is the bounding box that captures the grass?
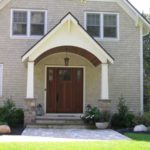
[125,133,150,141]
[0,140,150,150]
[0,133,150,150]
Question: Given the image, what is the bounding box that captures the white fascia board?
[75,23,114,64]
[0,0,11,10]
[22,13,114,64]
[22,14,77,62]
[22,18,65,62]
[122,0,150,33]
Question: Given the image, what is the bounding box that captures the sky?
[129,0,150,13]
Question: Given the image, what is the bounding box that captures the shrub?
[110,96,135,129]
[133,113,150,126]
[0,99,24,127]
[81,105,100,125]
[7,108,24,127]
[0,121,7,125]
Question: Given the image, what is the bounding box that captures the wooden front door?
[46,67,83,113]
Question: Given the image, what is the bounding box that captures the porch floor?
[21,128,129,141]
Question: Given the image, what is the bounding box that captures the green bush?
[133,113,150,126]
[0,99,24,127]
[0,121,7,125]
[110,96,135,129]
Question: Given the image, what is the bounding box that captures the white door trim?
[44,65,86,115]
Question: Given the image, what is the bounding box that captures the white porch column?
[26,61,34,99]
[101,63,109,99]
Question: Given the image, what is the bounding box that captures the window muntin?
[86,13,118,39]
[11,9,46,37]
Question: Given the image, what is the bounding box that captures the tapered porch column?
[26,61,34,99]
[24,61,36,125]
[101,63,109,100]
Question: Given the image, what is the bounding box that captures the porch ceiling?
[35,46,101,66]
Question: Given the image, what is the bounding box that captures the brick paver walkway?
[21,128,129,141]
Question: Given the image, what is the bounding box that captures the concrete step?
[36,120,83,125]
[27,124,89,129]
[36,115,81,120]
[35,115,83,125]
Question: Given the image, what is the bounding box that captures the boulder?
[0,125,11,134]
[134,124,148,132]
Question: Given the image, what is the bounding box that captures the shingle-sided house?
[0,0,150,125]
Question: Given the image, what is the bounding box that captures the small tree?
[110,96,135,129]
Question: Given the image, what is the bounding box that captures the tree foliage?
[143,13,150,111]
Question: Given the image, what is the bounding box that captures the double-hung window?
[104,14,117,38]
[13,11,27,35]
[31,11,45,36]
[86,12,119,40]
[86,14,100,37]
[11,9,47,38]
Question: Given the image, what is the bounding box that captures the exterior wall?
[0,0,141,113]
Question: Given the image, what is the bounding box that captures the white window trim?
[0,64,3,97]
[10,9,48,39]
[84,11,120,41]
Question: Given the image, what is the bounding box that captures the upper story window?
[13,11,27,35]
[31,12,45,36]
[86,12,119,40]
[103,14,117,38]
[11,9,47,38]
[87,14,100,37]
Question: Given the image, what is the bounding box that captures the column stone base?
[24,98,36,125]
[98,99,111,112]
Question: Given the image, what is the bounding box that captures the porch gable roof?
[22,12,114,64]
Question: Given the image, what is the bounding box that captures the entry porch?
[22,13,114,125]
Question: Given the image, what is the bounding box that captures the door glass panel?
[48,69,53,81]
[77,69,82,80]
[59,69,71,81]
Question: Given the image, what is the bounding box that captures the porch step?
[27,124,88,129]
[27,115,91,129]
[35,115,83,125]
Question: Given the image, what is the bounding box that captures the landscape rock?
[134,124,148,132]
[0,125,11,134]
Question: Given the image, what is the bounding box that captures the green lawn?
[125,133,150,141]
[0,133,150,150]
[0,140,150,150]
